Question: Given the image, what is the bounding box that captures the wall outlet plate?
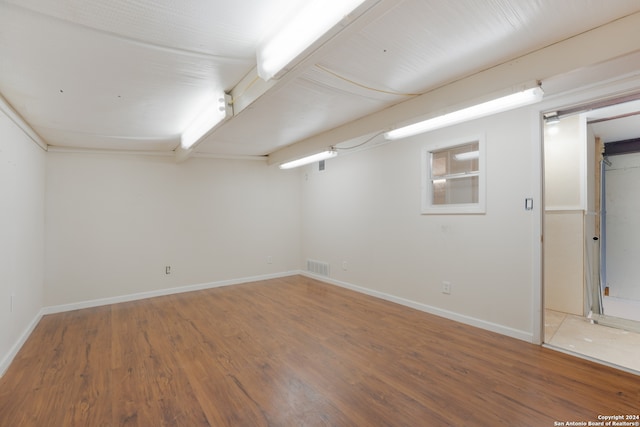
[442,281,451,294]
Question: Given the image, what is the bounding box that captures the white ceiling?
[2,0,640,159]
[587,100,640,144]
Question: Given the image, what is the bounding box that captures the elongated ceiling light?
[384,86,544,140]
[279,150,337,169]
[257,0,367,81]
[181,93,232,150]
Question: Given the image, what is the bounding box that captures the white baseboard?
[3,270,531,378]
[2,271,299,378]
[0,310,43,377]
[41,271,299,315]
[301,272,533,343]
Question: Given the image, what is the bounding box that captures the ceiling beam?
[604,137,640,156]
[229,67,278,117]
[268,11,640,166]
[178,0,399,162]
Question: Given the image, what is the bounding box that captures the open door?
[588,137,604,316]
[592,139,640,329]
[543,96,640,372]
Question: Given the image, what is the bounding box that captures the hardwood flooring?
[1,275,638,426]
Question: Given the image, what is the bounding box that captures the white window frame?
[421,134,486,214]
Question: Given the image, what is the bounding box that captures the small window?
[422,136,485,214]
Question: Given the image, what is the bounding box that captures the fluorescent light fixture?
[181,94,231,150]
[257,0,366,81]
[454,151,480,161]
[543,111,560,124]
[384,86,544,140]
[279,150,337,169]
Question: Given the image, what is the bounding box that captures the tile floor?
[545,309,640,373]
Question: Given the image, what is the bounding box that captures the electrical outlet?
[342,261,348,271]
[267,256,273,264]
[442,281,451,295]
[10,293,15,312]
[165,266,171,275]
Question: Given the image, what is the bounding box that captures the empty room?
[1,1,640,426]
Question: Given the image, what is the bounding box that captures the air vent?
[307,259,330,277]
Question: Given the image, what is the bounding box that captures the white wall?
[301,107,539,339]
[605,152,640,301]
[544,114,586,210]
[544,212,584,315]
[45,152,301,307]
[0,110,46,374]
[543,114,586,316]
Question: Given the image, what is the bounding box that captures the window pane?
[430,142,479,178]
[431,152,448,177]
[422,136,484,214]
[432,176,478,205]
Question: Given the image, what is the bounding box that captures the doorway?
[542,96,640,373]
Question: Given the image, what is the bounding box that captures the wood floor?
[1,276,638,426]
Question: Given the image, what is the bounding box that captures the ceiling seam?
[314,64,421,97]
[1,1,249,62]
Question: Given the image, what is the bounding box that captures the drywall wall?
[544,114,586,210]
[301,107,539,338]
[544,212,584,315]
[605,152,640,301]
[45,152,301,307]
[0,110,46,373]
[543,114,586,316]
